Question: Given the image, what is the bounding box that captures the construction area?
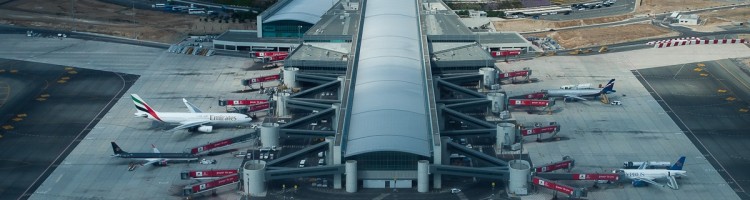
[676,6,750,32]
[494,0,750,50]
[493,14,633,33]
[526,23,679,49]
[0,0,254,43]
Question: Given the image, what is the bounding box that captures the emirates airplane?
[131,94,252,132]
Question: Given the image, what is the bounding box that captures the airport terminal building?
[212,0,536,53]
[233,0,543,196]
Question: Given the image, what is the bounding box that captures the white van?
[299,159,307,168]
[188,8,206,15]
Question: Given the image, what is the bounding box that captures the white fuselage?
[621,169,686,180]
[143,112,252,126]
[544,89,601,98]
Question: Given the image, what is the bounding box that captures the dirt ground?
[741,57,750,69]
[525,23,679,49]
[0,0,254,43]
[692,6,750,32]
[493,14,632,32]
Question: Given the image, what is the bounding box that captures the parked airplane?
[111,142,198,166]
[131,94,253,132]
[543,79,616,101]
[615,156,686,190]
[623,160,672,169]
[559,83,592,90]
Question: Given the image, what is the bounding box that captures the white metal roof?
[345,0,431,157]
[264,0,339,24]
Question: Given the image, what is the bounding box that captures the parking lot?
[538,0,636,20]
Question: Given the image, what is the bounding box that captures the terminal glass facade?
[351,152,426,171]
[262,21,312,38]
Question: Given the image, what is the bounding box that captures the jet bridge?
[446,141,508,166]
[188,130,257,155]
[181,169,239,179]
[183,174,240,196]
[242,74,281,86]
[266,165,345,180]
[265,141,329,167]
[532,176,587,198]
[536,173,621,182]
[533,156,574,173]
[430,165,508,180]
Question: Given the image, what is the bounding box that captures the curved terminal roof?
[345,0,431,157]
[264,0,339,24]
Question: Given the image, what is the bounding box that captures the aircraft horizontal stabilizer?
[183,98,204,113]
[169,120,211,131]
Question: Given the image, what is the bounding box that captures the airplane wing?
[182,98,203,113]
[632,177,665,187]
[169,120,211,131]
[638,162,650,170]
[563,95,588,101]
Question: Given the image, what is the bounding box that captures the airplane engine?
[154,160,168,166]
[197,125,213,133]
[632,180,648,187]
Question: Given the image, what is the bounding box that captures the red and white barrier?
[652,39,747,48]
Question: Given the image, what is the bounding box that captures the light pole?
[297,25,302,44]
[132,0,136,39]
[70,0,76,32]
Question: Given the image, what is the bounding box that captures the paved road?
[0,59,138,200]
[538,0,636,21]
[525,3,750,35]
[635,60,750,199]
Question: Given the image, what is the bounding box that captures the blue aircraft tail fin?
[600,79,616,94]
[669,156,686,170]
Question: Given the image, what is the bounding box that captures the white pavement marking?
[634,69,745,194]
[372,193,390,200]
[19,72,127,199]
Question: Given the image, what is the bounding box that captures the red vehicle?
[491,50,522,57]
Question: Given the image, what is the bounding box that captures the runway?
[635,59,750,199]
[0,58,137,200]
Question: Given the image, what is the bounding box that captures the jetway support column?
[497,122,518,150]
[338,76,345,101]
[333,141,343,189]
[508,159,530,195]
[260,123,280,148]
[243,160,267,197]
[332,104,340,131]
[418,160,429,192]
[345,160,357,193]
[283,67,299,88]
[434,137,450,189]
[487,92,506,116]
[275,93,290,117]
[325,136,335,168]
[479,67,497,89]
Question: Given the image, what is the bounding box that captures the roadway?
[524,2,750,35]
[537,0,637,21]
[0,59,137,200]
[635,59,750,199]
